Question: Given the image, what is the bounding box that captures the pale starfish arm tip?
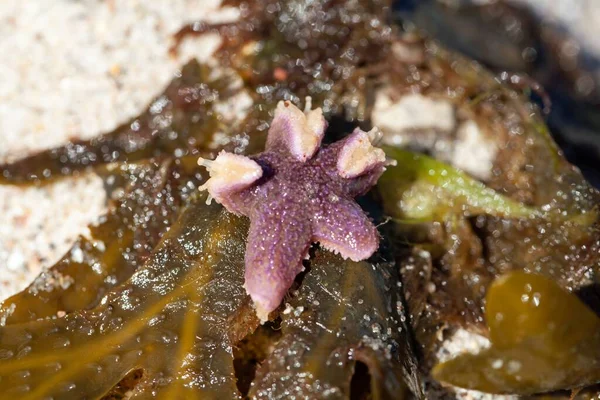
[254,301,272,324]
[266,100,327,162]
[244,280,286,324]
[198,151,262,209]
[337,128,386,178]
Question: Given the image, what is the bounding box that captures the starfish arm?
[343,164,387,198]
[244,203,312,323]
[265,100,327,162]
[198,151,262,213]
[336,128,386,178]
[312,197,379,262]
[315,128,387,197]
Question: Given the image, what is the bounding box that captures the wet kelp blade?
[379,147,540,221]
[0,159,199,325]
[433,271,600,394]
[250,250,422,399]
[0,60,234,186]
[0,196,257,399]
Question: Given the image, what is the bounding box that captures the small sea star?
[199,99,389,322]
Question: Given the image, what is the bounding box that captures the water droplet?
[16,346,31,358]
[396,301,404,314]
[12,369,30,380]
[13,384,30,393]
[532,292,541,307]
[54,337,71,349]
[87,363,102,374]
[46,362,62,372]
[148,313,166,327]
[507,360,522,373]
[371,323,381,334]
[162,333,175,344]
[0,349,14,360]
[79,325,95,336]
[63,382,76,392]
[426,282,436,293]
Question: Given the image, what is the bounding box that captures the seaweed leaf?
[0,158,200,325]
[378,147,540,221]
[432,271,600,394]
[250,250,422,399]
[0,60,236,186]
[0,195,258,399]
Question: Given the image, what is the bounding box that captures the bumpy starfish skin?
[199,100,387,322]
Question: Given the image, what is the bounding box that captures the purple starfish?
[199,99,389,322]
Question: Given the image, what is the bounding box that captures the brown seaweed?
[0,195,257,399]
[0,157,201,325]
[433,271,600,395]
[173,0,395,127]
[0,194,418,398]
[0,61,238,185]
[249,251,421,399]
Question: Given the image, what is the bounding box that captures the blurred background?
[397,0,600,188]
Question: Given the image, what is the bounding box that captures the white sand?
[0,0,236,301]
